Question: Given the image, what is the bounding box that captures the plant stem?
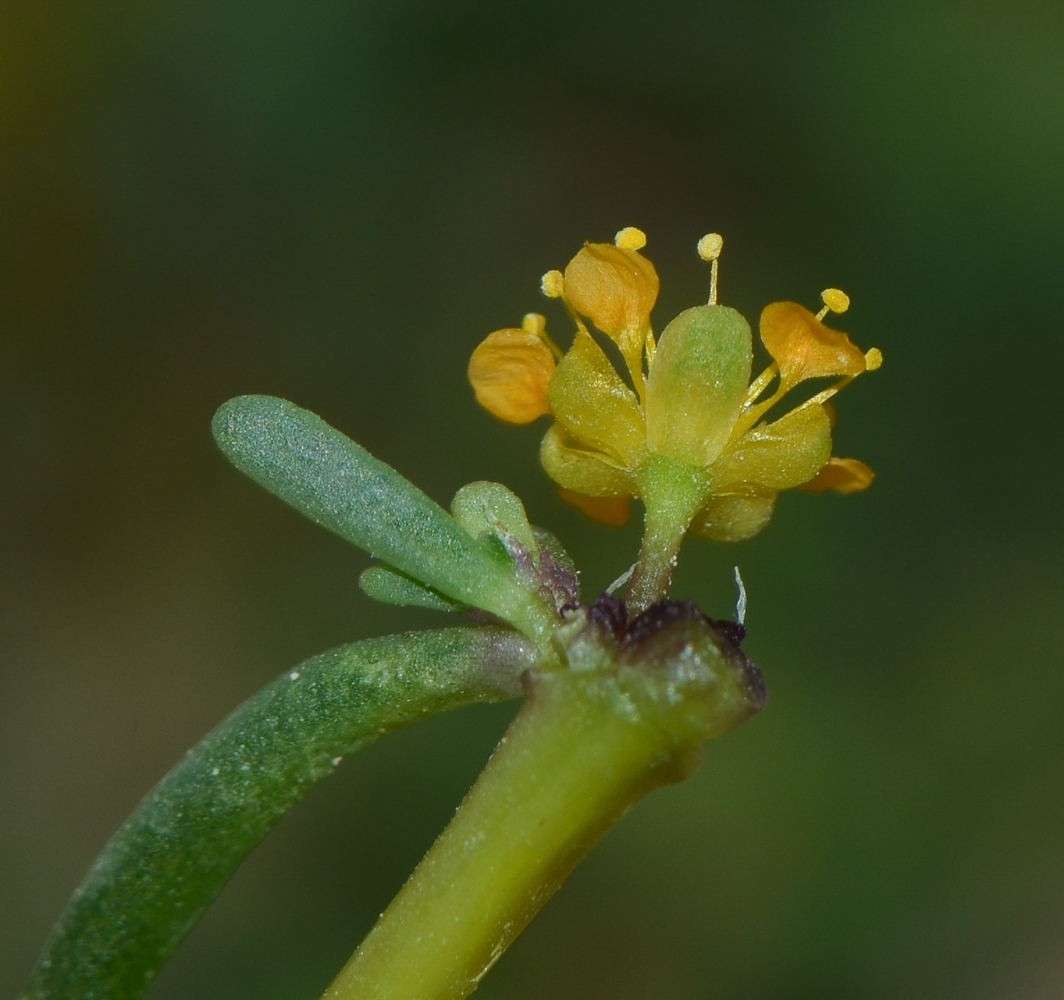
[322,668,703,1000]
[626,454,709,614]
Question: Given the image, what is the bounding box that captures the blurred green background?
[3,1,1064,998]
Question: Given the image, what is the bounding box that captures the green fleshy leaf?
[212,396,557,643]
[360,565,465,612]
[21,627,536,1000]
[451,481,539,557]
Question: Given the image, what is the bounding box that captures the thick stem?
[321,670,700,1000]
[626,454,709,613]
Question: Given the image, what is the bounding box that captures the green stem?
[322,671,696,1000]
[626,454,709,613]
[322,605,765,1000]
[21,627,535,1000]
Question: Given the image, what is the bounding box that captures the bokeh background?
[3,1,1064,998]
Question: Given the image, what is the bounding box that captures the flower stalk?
[626,454,710,613]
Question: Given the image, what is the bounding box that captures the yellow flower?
[469,228,881,610]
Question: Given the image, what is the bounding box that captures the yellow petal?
[557,490,631,528]
[468,328,555,424]
[548,328,647,467]
[540,423,637,497]
[645,305,753,468]
[689,491,777,542]
[563,242,659,342]
[798,456,875,494]
[760,301,867,386]
[709,402,832,491]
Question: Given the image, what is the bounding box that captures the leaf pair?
[212,395,569,645]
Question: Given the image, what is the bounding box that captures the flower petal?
[689,491,777,542]
[798,456,875,494]
[760,301,867,386]
[645,305,753,468]
[709,402,832,491]
[563,242,659,342]
[539,423,637,497]
[557,490,631,527]
[468,328,555,424]
[547,329,647,467]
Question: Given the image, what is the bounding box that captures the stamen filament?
[561,298,589,337]
[539,331,565,361]
[742,363,779,408]
[794,373,856,410]
[696,233,724,306]
[623,348,648,404]
[644,329,657,368]
[728,382,789,444]
[613,327,650,405]
[625,357,642,404]
[521,312,565,360]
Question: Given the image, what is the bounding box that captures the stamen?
[697,233,723,259]
[815,287,850,321]
[728,382,788,443]
[795,373,856,410]
[697,232,724,305]
[732,316,874,440]
[614,227,647,250]
[522,313,545,335]
[644,328,657,367]
[523,313,564,360]
[541,268,589,336]
[541,270,565,299]
[742,362,779,408]
[766,344,880,425]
